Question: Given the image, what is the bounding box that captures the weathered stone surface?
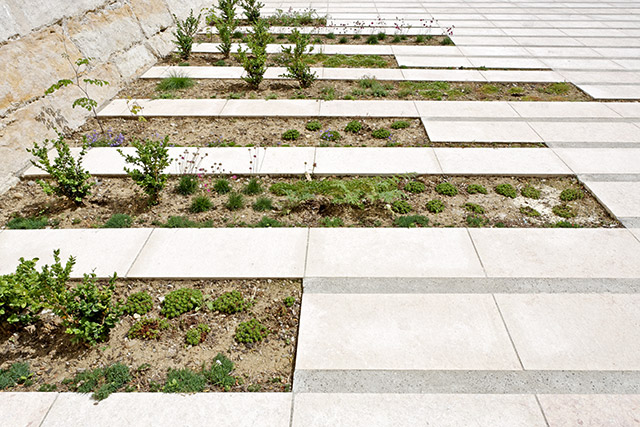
[0,26,82,116]
[114,44,156,80]
[144,30,176,58]
[129,0,173,37]
[66,4,144,61]
[163,0,211,20]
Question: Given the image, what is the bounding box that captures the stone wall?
[0,0,211,193]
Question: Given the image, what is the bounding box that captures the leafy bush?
[214,178,232,194]
[125,291,153,315]
[371,129,391,139]
[156,74,194,92]
[119,136,171,205]
[202,353,236,391]
[464,202,485,214]
[320,130,341,142]
[27,133,93,204]
[241,0,263,24]
[173,10,201,60]
[186,323,211,346]
[467,184,487,194]
[344,120,363,133]
[7,216,48,230]
[236,18,272,88]
[391,200,412,214]
[306,121,321,131]
[190,195,213,213]
[552,204,576,218]
[521,185,541,199]
[394,215,429,228]
[177,175,199,195]
[279,29,317,88]
[207,0,238,58]
[161,288,203,319]
[253,197,273,211]
[390,120,410,130]
[560,188,584,202]
[163,368,206,393]
[0,363,32,390]
[209,290,250,314]
[235,319,269,343]
[103,213,132,228]
[495,183,517,198]
[404,181,425,194]
[319,217,344,227]
[426,199,445,213]
[435,182,458,196]
[520,206,540,217]
[226,193,245,210]
[127,317,169,340]
[255,216,284,227]
[282,129,300,141]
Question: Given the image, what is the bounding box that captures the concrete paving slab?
[295,293,520,370]
[292,394,546,427]
[401,68,486,82]
[220,99,321,116]
[305,228,485,277]
[0,393,57,427]
[553,148,640,174]
[559,71,640,85]
[423,120,543,143]
[416,101,519,118]
[603,102,640,118]
[584,181,640,218]
[479,70,563,83]
[579,84,640,100]
[127,228,307,278]
[509,102,621,118]
[98,99,228,117]
[0,229,152,278]
[313,147,440,175]
[538,394,640,427]
[41,393,291,427]
[528,121,640,143]
[395,56,474,68]
[318,100,418,117]
[496,294,640,370]
[469,228,640,278]
[468,57,549,69]
[542,58,625,70]
[320,67,404,81]
[434,147,571,175]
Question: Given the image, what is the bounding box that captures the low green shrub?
[0,363,32,390]
[103,213,132,228]
[344,120,363,133]
[177,175,199,195]
[6,216,48,230]
[520,206,540,217]
[426,199,445,214]
[306,121,321,131]
[282,129,300,141]
[464,202,485,214]
[371,129,391,139]
[404,181,425,193]
[185,323,211,346]
[283,296,295,307]
[127,317,169,340]
[390,120,410,130]
[163,368,206,393]
[163,216,213,228]
[202,353,236,391]
[552,204,576,218]
[190,195,213,213]
[235,319,269,343]
[377,32,386,40]
[253,197,273,211]
[394,215,429,228]
[467,184,487,194]
[226,193,245,210]
[435,182,458,196]
[553,221,581,228]
[521,185,541,199]
[466,214,486,227]
[495,183,517,198]
[67,363,130,400]
[320,130,341,141]
[209,290,250,314]
[161,288,203,319]
[391,200,412,214]
[560,188,584,202]
[125,291,153,315]
[319,217,344,227]
[366,34,378,44]
[119,136,171,205]
[243,178,263,195]
[214,178,232,194]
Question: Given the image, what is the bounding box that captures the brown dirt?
[123,78,591,102]
[0,278,301,393]
[195,33,451,46]
[0,176,619,229]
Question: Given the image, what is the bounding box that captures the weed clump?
[163,368,206,393]
[319,217,344,227]
[521,185,541,199]
[394,215,429,228]
[125,291,153,315]
[163,216,213,228]
[560,188,584,202]
[202,353,236,391]
[103,213,132,228]
[426,199,445,214]
[552,204,576,218]
[371,129,391,139]
[214,178,232,194]
[306,121,321,131]
[464,203,485,214]
[190,195,213,213]
[495,183,517,198]
[282,129,300,141]
[435,182,458,196]
[177,175,199,195]
[344,120,363,133]
[0,363,33,390]
[209,291,250,314]
[235,319,269,343]
[466,215,486,227]
[156,74,195,92]
[226,193,245,210]
[161,288,203,319]
[253,197,273,211]
[520,206,540,217]
[390,120,410,130]
[128,318,169,340]
[404,181,425,194]
[255,216,284,227]
[467,184,487,194]
[7,216,48,230]
[185,323,211,346]
[391,200,412,214]
[67,363,131,400]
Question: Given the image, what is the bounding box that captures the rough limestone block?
[0,26,83,115]
[114,44,156,80]
[67,4,144,62]
[163,0,212,20]
[129,0,172,37]
[144,30,175,58]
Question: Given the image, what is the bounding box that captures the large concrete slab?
[0,229,152,278]
[305,228,485,278]
[528,121,640,144]
[434,147,571,175]
[220,99,320,117]
[41,393,291,427]
[295,293,520,370]
[469,229,640,278]
[292,394,546,427]
[98,99,228,117]
[553,148,640,174]
[0,392,57,427]
[538,394,640,427]
[313,147,440,175]
[415,101,519,118]
[318,100,419,117]
[423,120,543,143]
[579,84,640,100]
[508,102,621,119]
[584,181,640,218]
[127,228,307,278]
[496,294,640,370]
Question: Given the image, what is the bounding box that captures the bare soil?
[123,78,591,102]
[0,278,301,393]
[195,33,451,46]
[0,176,619,229]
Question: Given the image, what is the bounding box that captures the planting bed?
[0,278,301,395]
[195,33,453,46]
[126,78,590,102]
[0,176,617,230]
